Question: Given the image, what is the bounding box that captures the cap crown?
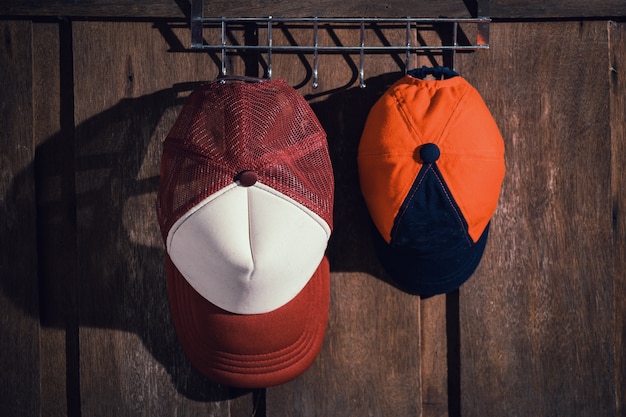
[157,79,334,314]
[358,75,505,244]
[157,80,333,236]
[358,73,505,295]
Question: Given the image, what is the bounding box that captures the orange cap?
[358,69,505,296]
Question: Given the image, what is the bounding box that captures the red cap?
[156,79,334,387]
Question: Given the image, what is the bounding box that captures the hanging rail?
[189,11,490,88]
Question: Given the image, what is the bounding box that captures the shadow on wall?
[2,72,415,402]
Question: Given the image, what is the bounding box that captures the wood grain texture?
[70,21,254,416]
[420,296,450,417]
[609,20,626,417]
[32,21,75,417]
[458,21,616,416]
[0,20,41,417]
[3,0,626,19]
[0,0,473,18]
[2,13,625,417]
[490,0,626,18]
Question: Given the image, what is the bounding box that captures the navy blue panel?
[374,162,489,297]
[392,163,471,255]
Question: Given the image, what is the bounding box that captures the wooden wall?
[1,1,626,416]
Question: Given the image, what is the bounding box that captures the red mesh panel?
[156,79,334,241]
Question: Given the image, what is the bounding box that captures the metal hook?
[359,20,366,88]
[220,17,227,76]
[267,16,273,79]
[405,18,411,74]
[190,0,204,48]
[312,17,319,89]
[451,21,458,72]
[189,15,492,86]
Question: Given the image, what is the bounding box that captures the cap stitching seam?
[175,261,319,371]
[207,281,319,370]
[390,91,425,211]
[434,82,475,228]
[392,165,471,246]
[246,186,255,282]
[392,91,423,145]
[210,324,315,369]
[437,83,470,144]
[431,168,472,246]
[391,164,431,244]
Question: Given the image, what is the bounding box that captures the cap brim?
[166,254,330,388]
[373,223,490,297]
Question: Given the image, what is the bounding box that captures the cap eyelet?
[419,143,440,163]
[237,170,258,187]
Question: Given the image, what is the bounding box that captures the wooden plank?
[32,20,82,417]
[420,296,450,417]
[0,0,190,18]
[609,20,626,417]
[3,0,626,19]
[202,0,471,19]
[70,21,255,416]
[0,20,41,417]
[490,0,626,19]
[0,0,472,19]
[458,21,616,416]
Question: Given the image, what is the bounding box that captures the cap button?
[419,143,440,163]
[238,170,258,187]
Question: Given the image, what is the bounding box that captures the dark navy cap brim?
[373,223,490,297]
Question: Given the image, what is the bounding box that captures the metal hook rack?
[190,1,490,88]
